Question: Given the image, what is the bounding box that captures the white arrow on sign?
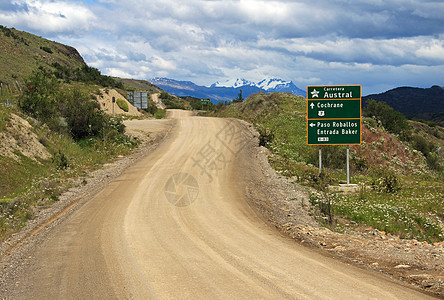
[310,103,315,109]
[309,123,316,127]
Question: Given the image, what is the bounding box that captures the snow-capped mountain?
[212,78,305,96]
[149,77,305,102]
[210,78,256,89]
[257,78,293,90]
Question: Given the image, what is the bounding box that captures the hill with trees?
[363,86,444,126]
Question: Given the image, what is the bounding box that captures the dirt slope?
[0,113,50,161]
[95,88,142,117]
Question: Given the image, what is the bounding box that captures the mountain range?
[149,77,306,102]
[363,86,444,126]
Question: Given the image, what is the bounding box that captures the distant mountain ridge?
[363,85,444,126]
[150,77,306,102]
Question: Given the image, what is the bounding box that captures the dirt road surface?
[1,110,435,299]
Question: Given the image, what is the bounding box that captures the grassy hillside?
[0,25,84,89]
[0,26,141,241]
[116,78,162,94]
[213,92,444,242]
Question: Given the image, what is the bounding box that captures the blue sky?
[1,0,443,95]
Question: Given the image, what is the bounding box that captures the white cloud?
[0,0,96,34]
[0,0,443,94]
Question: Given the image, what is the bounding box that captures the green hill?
[0,25,85,90]
[213,92,444,242]
[363,86,444,126]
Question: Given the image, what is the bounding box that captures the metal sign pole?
[319,146,322,175]
[112,96,115,116]
[346,145,350,185]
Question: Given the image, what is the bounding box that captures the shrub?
[58,88,107,140]
[19,68,59,125]
[144,104,157,115]
[256,125,274,147]
[159,92,169,100]
[371,170,401,193]
[410,134,435,156]
[52,150,69,169]
[40,46,53,54]
[116,98,129,112]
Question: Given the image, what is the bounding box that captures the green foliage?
[143,104,157,115]
[256,125,274,147]
[59,88,107,140]
[19,68,59,124]
[40,46,53,54]
[0,107,10,131]
[0,25,29,45]
[116,98,129,112]
[52,150,69,169]
[233,89,244,103]
[410,134,435,156]
[154,109,166,119]
[159,92,169,100]
[371,169,401,193]
[364,99,411,138]
[161,94,188,109]
[51,62,124,88]
[19,69,127,141]
[308,145,347,170]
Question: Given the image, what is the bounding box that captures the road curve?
[5,110,433,299]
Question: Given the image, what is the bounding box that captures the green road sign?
[307,85,361,145]
[307,119,361,144]
[201,98,211,105]
[307,85,361,100]
[307,99,361,119]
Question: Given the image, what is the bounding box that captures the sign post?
[201,98,211,111]
[307,85,361,181]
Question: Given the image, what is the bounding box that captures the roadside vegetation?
[0,68,139,241]
[212,92,444,243]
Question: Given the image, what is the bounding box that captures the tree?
[58,88,107,140]
[364,99,411,138]
[19,68,59,124]
[233,89,244,103]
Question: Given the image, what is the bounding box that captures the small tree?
[19,68,59,124]
[233,89,244,103]
[59,88,106,140]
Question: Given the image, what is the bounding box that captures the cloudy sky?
[1,0,443,94]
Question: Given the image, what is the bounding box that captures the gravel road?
[0,110,437,299]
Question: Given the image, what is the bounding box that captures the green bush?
[59,88,106,140]
[256,125,274,147]
[116,98,129,112]
[19,68,59,124]
[40,46,53,54]
[371,170,401,193]
[52,150,69,169]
